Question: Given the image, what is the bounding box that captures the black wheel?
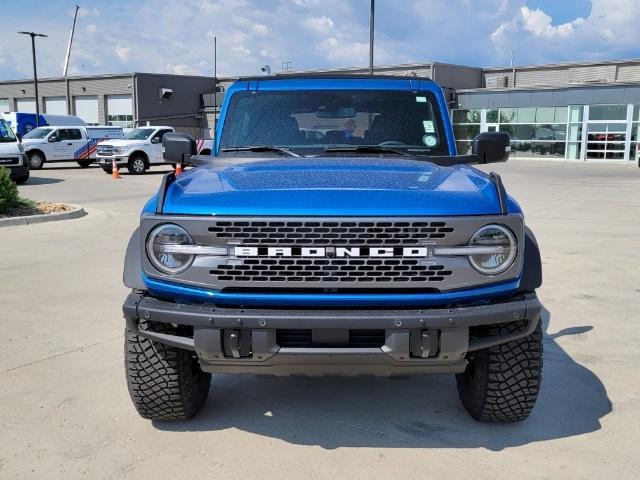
[28,152,45,170]
[125,320,211,420]
[127,155,147,175]
[14,171,30,185]
[456,320,543,423]
[101,166,113,175]
[77,160,93,168]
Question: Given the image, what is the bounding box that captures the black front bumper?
[123,292,542,376]
[7,164,28,178]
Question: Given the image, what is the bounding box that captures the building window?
[496,107,568,159]
[0,98,9,112]
[451,109,481,154]
[586,105,629,160]
[566,106,583,160]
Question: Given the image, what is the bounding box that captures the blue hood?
[160,157,505,216]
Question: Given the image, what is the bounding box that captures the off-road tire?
[28,152,45,170]
[125,321,211,420]
[101,166,113,174]
[77,160,93,168]
[127,155,147,175]
[456,320,543,423]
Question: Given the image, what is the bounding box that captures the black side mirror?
[151,136,161,144]
[162,132,196,164]
[48,135,58,143]
[472,132,510,164]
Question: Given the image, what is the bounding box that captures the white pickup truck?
[96,126,212,175]
[21,125,123,169]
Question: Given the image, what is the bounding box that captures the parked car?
[96,126,212,175]
[96,126,174,175]
[122,75,544,424]
[0,117,28,184]
[21,125,123,169]
[1,112,86,138]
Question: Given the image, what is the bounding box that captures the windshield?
[0,119,17,143]
[123,128,155,140]
[23,127,53,139]
[220,89,449,156]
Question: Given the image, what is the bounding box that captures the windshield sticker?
[416,96,427,103]
[423,134,437,147]
[423,121,435,133]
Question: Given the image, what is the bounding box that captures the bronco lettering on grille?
[234,246,430,258]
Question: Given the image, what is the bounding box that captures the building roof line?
[483,57,640,72]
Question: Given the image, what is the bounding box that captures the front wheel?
[14,171,30,185]
[125,321,211,420]
[28,152,45,170]
[456,320,543,423]
[77,160,93,168]
[127,155,147,175]
[101,166,113,175]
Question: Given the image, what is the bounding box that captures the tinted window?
[23,127,53,139]
[0,119,17,143]
[221,90,449,156]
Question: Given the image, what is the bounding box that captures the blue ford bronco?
[122,75,543,423]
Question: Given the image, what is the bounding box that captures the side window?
[68,129,82,140]
[152,129,172,143]
[51,129,62,140]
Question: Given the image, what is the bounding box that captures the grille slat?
[208,220,453,246]
[210,258,453,284]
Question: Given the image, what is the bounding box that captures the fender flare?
[123,227,145,290]
[520,226,542,292]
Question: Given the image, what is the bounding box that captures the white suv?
[96,126,174,175]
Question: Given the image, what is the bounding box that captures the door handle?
[67,143,73,145]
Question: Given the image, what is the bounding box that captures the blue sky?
[1,0,639,80]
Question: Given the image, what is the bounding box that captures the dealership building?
[3,58,640,162]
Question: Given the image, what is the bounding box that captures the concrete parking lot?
[1,160,639,479]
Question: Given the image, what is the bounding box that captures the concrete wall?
[135,74,217,136]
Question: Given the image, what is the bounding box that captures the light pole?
[18,31,48,126]
[369,0,375,75]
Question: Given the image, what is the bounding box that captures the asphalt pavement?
[1,160,638,479]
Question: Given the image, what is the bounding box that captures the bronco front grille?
[208,220,454,246]
[210,258,453,283]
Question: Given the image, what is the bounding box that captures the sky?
[0,0,639,80]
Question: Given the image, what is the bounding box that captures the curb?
[0,204,87,228]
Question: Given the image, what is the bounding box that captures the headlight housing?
[115,146,128,155]
[146,224,195,274]
[468,225,517,275]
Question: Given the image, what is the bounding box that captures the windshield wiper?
[222,146,301,157]
[324,145,410,156]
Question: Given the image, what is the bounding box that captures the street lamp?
[18,31,48,126]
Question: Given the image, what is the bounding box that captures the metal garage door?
[44,97,67,115]
[74,96,99,125]
[106,95,133,128]
[16,98,37,113]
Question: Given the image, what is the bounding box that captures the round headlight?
[146,224,195,274]
[468,225,517,275]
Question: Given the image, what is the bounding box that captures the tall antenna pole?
[369,0,375,75]
[63,5,80,115]
[213,35,218,157]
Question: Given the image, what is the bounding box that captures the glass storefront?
[452,104,637,161]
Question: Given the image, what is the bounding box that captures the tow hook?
[223,329,252,358]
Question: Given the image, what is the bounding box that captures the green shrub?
[0,166,19,214]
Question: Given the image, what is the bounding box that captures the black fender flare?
[520,226,542,292]
[123,227,145,290]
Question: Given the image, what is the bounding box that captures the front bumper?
[97,156,127,166]
[123,292,542,376]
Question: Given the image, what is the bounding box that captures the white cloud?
[86,24,97,34]
[252,23,270,35]
[166,63,192,75]
[304,15,334,33]
[115,46,132,61]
